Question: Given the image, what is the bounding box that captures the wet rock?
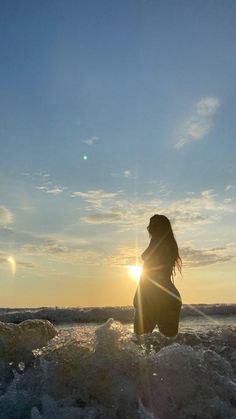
[0,320,57,364]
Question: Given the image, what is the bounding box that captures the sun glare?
[7,256,16,276]
[128,265,143,283]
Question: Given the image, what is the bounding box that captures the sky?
[0,0,236,307]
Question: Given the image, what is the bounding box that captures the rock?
[0,320,57,364]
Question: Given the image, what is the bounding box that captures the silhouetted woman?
[133,215,182,336]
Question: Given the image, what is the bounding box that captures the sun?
[128,265,143,283]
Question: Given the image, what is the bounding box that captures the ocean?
[0,305,235,418]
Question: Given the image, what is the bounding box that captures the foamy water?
[0,311,236,418]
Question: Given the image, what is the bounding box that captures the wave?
[0,319,236,418]
[0,304,235,324]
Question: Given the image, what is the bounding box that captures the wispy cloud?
[123,170,131,178]
[0,206,13,226]
[0,250,36,269]
[46,187,65,195]
[104,243,235,268]
[24,171,65,196]
[81,213,122,224]
[36,185,65,195]
[72,188,234,231]
[0,251,8,264]
[181,245,235,267]
[82,136,99,146]
[168,189,234,229]
[22,171,51,182]
[111,170,136,179]
[175,97,220,149]
[105,246,143,267]
[225,184,235,192]
[22,239,103,266]
[71,189,121,209]
[0,228,95,265]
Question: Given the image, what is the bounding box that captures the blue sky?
[0,0,236,306]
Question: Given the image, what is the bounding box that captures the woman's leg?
[133,280,159,335]
[156,294,182,337]
[134,304,157,335]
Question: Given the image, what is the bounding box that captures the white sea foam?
[0,319,235,418]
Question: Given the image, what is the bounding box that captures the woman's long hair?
[147,214,182,277]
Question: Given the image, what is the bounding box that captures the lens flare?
[128,265,143,283]
[7,256,16,275]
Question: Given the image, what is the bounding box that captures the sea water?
[0,306,235,418]
[57,314,236,332]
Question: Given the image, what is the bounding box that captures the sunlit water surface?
[56,314,236,332]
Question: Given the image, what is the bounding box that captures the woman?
[133,214,182,336]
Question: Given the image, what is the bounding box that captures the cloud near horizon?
[99,243,236,269]
[181,245,235,267]
[175,96,220,149]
